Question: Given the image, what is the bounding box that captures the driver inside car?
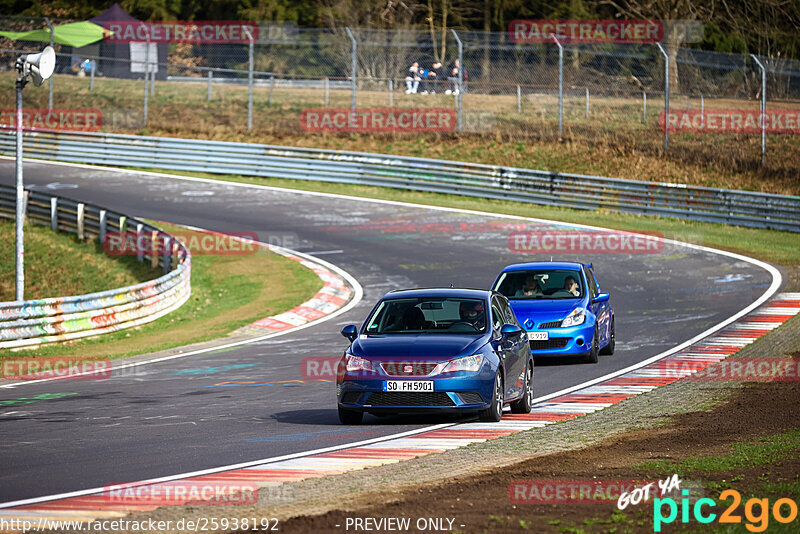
[459,301,486,330]
[564,275,580,297]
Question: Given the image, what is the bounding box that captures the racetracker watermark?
[301,356,343,380]
[662,357,800,382]
[103,230,259,256]
[660,110,800,133]
[509,19,663,43]
[0,108,102,132]
[300,108,456,133]
[1,357,111,381]
[104,481,258,505]
[508,230,664,254]
[103,21,258,44]
[509,480,639,504]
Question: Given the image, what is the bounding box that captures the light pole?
[14,46,55,302]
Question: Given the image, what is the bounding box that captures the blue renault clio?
[336,288,534,424]
[491,262,614,363]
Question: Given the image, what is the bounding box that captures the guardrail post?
[90,58,96,90]
[119,215,127,233]
[268,75,275,106]
[451,29,463,132]
[151,230,159,268]
[99,209,107,244]
[76,203,85,240]
[656,42,669,151]
[517,85,521,113]
[324,77,329,106]
[163,236,171,274]
[207,70,212,101]
[50,197,57,231]
[750,54,767,166]
[136,223,144,262]
[642,91,647,123]
[553,35,563,139]
[345,28,357,111]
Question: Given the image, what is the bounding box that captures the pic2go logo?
[654,489,798,532]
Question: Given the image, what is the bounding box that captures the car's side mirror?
[500,323,523,340]
[593,293,610,303]
[341,325,358,342]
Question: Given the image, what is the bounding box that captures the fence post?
[244,27,254,132]
[451,29,463,132]
[553,35,563,139]
[45,17,54,110]
[750,54,767,166]
[585,87,589,118]
[50,197,58,231]
[345,28,357,111]
[268,75,275,106]
[90,58,96,90]
[99,209,107,244]
[324,77,329,106]
[207,70,212,101]
[517,85,521,113]
[389,79,393,106]
[700,93,704,114]
[143,62,149,126]
[655,42,669,151]
[642,91,647,123]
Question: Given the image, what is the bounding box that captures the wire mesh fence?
[0,18,799,170]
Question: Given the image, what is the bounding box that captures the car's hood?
[351,334,486,362]
[509,299,584,326]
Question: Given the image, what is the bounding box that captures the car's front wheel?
[338,406,363,425]
[479,371,504,422]
[510,361,533,414]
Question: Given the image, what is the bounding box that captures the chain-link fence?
[1,18,799,171]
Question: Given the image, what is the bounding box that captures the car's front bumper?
[526,323,594,357]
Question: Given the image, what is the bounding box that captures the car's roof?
[382,287,493,300]
[500,261,585,272]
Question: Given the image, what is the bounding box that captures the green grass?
[637,429,800,474]
[127,167,800,266]
[0,219,158,301]
[0,221,323,361]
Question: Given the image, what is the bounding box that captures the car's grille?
[341,392,363,404]
[538,320,563,329]
[366,392,455,407]
[457,392,484,405]
[379,362,439,377]
[530,338,570,350]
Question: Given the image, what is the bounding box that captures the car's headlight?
[440,354,484,374]
[561,309,586,327]
[345,355,375,373]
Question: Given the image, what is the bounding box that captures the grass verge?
[0,221,323,361]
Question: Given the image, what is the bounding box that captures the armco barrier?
[0,184,191,349]
[1,130,799,232]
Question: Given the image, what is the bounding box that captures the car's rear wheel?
[600,318,615,355]
[585,326,599,363]
[479,371,504,422]
[510,361,533,414]
[338,406,363,425]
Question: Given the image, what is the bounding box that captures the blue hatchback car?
[491,262,614,363]
[336,288,534,424]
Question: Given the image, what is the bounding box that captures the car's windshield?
[494,269,583,300]
[364,297,487,335]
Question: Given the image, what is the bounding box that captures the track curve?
[0,159,778,503]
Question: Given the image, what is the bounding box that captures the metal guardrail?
[1,130,798,232]
[0,183,191,349]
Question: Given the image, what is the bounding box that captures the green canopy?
[0,21,109,48]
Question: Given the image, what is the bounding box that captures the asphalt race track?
[0,159,777,504]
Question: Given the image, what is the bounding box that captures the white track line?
[0,156,783,509]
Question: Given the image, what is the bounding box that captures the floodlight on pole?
[14,46,55,302]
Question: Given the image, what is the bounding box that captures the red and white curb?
[1,293,797,529]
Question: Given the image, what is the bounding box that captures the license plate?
[528,331,549,341]
[383,380,434,392]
